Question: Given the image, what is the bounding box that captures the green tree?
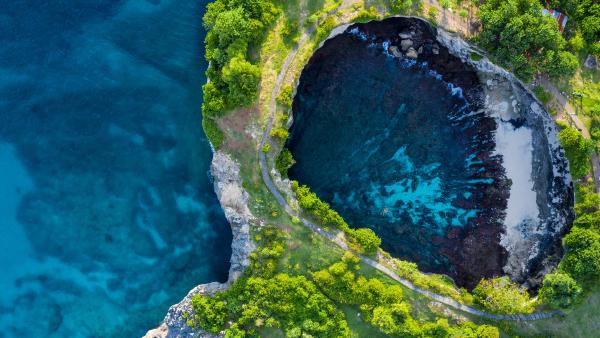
[539,272,582,308]
[541,50,579,79]
[210,8,250,48]
[222,57,261,107]
[561,227,600,281]
[567,32,585,53]
[349,228,382,253]
[189,296,228,334]
[472,277,534,314]
[478,0,577,81]
[191,274,350,337]
[275,148,295,177]
[202,82,227,118]
[389,0,413,14]
[576,0,600,43]
[559,127,594,179]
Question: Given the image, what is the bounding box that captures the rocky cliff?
[144,151,255,338]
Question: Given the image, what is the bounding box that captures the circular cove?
[287,18,511,288]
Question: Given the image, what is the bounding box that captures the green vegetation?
[275,148,294,178]
[478,0,578,81]
[472,277,535,314]
[190,274,349,337]
[538,272,582,308]
[348,228,382,253]
[313,253,500,337]
[558,126,594,179]
[533,85,553,105]
[291,181,386,254]
[389,0,418,15]
[201,0,279,147]
[391,257,474,304]
[428,7,439,25]
[292,181,351,231]
[561,227,600,282]
[545,0,600,53]
[313,253,499,338]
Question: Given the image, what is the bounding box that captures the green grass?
[341,305,390,338]
[483,286,600,338]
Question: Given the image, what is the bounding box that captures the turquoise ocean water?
[0,1,231,337]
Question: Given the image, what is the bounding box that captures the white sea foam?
[493,120,541,248]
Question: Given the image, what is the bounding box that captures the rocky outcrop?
[144,151,255,338]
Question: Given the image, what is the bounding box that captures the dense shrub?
[276,84,293,108]
[275,148,295,177]
[389,0,415,14]
[292,181,350,231]
[533,85,552,105]
[478,0,578,81]
[221,57,261,107]
[539,272,582,308]
[559,126,594,179]
[200,0,280,143]
[313,255,499,337]
[190,274,350,337]
[472,277,534,314]
[202,117,224,149]
[292,182,384,253]
[561,227,600,282]
[347,227,382,253]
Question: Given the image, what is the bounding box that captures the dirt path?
[258,2,562,322]
[539,77,600,193]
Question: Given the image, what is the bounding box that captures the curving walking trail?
[539,77,600,194]
[258,2,562,322]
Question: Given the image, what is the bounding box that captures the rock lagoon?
[287,17,574,289]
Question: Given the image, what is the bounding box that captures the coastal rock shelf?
[287,17,574,288]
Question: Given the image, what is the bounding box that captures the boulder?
[406,47,418,59]
[389,45,403,58]
[400,39,413,51]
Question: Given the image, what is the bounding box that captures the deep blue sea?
[0,1,232,337]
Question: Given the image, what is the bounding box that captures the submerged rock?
[287,17,573,289]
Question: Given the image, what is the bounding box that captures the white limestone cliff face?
[144,151,255,338]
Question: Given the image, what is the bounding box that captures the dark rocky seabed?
[287,18,513,288]
[0,1,231,337]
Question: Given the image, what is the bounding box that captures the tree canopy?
[559,126,594,179]
[478,0,578,81]
[539,272,582,308]
[200,0,279,146]
[472,277,534,314]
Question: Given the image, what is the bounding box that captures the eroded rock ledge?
[144,151,255,338]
